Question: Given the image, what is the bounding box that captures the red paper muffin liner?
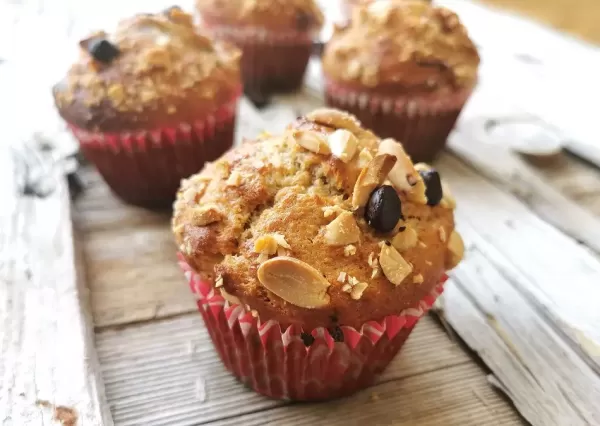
[67,94,240,208]
[205,23,313,95]
[178,254,447,401]
[325,78,474,162]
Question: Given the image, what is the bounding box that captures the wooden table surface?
[2,1,600,425]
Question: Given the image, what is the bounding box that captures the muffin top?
[196,0,324,33]
[323,1,479,93]
[172,108,464,330]
[53,7,241,132]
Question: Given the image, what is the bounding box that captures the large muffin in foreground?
[323,1,479,162]
[172,108,464,400]
[196,0,324,97]
[53,7,242,208]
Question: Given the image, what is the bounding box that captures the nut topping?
[446,230,465,269]
[419,168,444,206]
[391,226,418,251]
[351,154,397,209]
[378,139,427,204]
[191,204,223,226]
[306,109,362,133]
[328,129,358,163]
[291,130,331,155]
[257,257,331,309]
[379,243,413,285]
[323,211,361,246]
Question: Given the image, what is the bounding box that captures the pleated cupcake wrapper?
[325,79,473,162]
[66,95,240,208]
[178,254,447,401]
[205,22,313,95]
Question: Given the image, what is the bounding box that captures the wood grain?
[96,314,521,426]
[0,148,112,425]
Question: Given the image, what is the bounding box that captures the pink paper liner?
[178,254,447,401]
[204,22,313,95]
[66,94,240,208]
[325,78,474,162]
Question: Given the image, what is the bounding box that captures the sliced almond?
[379,243,413,286]
[446,230,465,269]
[391,226,418,252]
[257,257,331,309]
[191,204,223,226]
[438,226,447,242]
[323,211,361,246]
[328,129,358,163]
[291,130,331,155]
[272,233,291,249]
[306,109,362,133]
[378,139,427,204]
[351,154,397,209]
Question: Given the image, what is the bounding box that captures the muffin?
[196,0,324,97]
[322,1,479,162]
[172,108,464,400]
[53,7,242,208]
[341,0,433,19]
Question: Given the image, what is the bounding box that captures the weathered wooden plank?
[213,362,522,426]
[96,314,492,426]
[441,249,600,426]
[0,147,112,425]
[450,114,600,254]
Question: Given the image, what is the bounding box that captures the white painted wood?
[0,146,112,425]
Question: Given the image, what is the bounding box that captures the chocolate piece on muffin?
[322,1,480,161]
[196,0,324,97]
[173,108,463,330]
[53,7,242,208]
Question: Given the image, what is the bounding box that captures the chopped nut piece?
[328,129,358,163]
[342,283,352,292]
[257,252,269,264]
[378,139,427,204]
[291,130,331,154]
[371,268,380,279]
[357,148,374,168]
[351,154,397,209]
[392,226,418,251]
[351,282,368,300]
[344,245,357,256]
[219,288,241,305]
[438,226,447,242]
[191,204,223,226]
[322,205,345,219]
[272,233,291,249]
[413,274,424,284]
[446,230,465,269]
[306,109,362,133]
[324,211,361,246]
[215,275,224,288]
[182,187,197,203]
[226,171,242,187]
[254,235,278,255]
[337,272,347,283]
[379,244,413,285]
[257,257,331,308]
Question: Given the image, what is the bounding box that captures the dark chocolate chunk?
[419,169,443,206]
[365,185,402,233]
[87,38,120,64]
[300,332,315,347]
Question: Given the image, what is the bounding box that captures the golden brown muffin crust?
[196,0,324,33]
[173,109,464,330]
[323,1,479,93]
[53,7,241,132]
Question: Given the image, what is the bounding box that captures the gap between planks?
[95,313,521,426]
